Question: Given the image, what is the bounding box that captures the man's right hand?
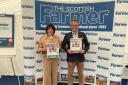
[67,49,73,54]
[42,47,47,52]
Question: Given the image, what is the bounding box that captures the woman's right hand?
[42,47,47,52]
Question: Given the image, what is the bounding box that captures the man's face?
[70,21,79,32]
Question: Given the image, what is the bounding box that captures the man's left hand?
[79,49,85,54]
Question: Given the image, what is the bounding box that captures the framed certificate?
[70,38,82,53]
[47,43,59,58]
[0,14,16,56]
[0,14,14,48]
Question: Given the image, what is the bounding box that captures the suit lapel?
[78,32,84,38]
[69,32,73,38]
[78,32,81,38]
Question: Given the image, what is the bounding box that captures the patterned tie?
[73,32,77,38]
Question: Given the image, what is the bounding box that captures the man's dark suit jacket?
[61,31,90,62]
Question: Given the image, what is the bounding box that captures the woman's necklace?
[49,36,53,42]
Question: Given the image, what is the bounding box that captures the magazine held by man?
[70,38,82,53]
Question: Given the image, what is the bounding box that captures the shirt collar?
[72,31,78,35]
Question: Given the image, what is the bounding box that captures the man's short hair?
[70,20,79,25]
[71,20,79,22]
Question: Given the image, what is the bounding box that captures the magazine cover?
[47,43,59,58]
[70,38,82,53]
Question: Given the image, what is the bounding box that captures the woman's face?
[47,27,54,36]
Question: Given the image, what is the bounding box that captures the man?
[61,20,90,85]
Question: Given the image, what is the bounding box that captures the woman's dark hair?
[45,23,56,35]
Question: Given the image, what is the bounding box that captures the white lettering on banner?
[113,44,125,47]
[110,73,122,77]
[112,53,124,58]
[85,68,95,72]
[41,24,58,29]
[111,63,123,67]
[98,25,107,29]
[98,47,110,51]
[88,26,97,29]
[117,0,128,4]
[41,24,58,28]
[40,24,46,28]
[113,33,126,37]
[24,56,35,59]
[98,56,109,61]
[24,65,35,69]
[79,26,89,28]
[99,37,111,41]
[22,5,34,8]
[23,36,34,40]
[116,11,128,15]
[22,16,34,19]
[97,65,109,70]
[115,23,127,26]
[58,25,70,28]
[23,26,34,30]
[23,46,34,50]
[53,6,94,12]
[42,5,109,24]
[80,25,106,30]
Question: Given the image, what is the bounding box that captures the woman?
[38,23,60,85]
